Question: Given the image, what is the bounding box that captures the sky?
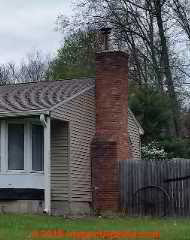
[0,0,74,64]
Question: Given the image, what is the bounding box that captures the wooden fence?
[120,159,190,217]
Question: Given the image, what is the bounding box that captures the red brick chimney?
[91,51,129,214]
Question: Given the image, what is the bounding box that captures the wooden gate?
[120,159,190,217]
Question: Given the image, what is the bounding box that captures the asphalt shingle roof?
[0,78,94,113]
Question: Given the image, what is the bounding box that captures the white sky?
[0,0,74,64]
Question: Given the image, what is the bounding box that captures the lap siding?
[51,121,69,201]
[51,88,96,202]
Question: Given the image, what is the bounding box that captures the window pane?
[32,125,44,171]
[8,124,24,170]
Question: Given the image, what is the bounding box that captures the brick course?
[92,51,129,213]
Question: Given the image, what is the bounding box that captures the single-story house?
[0,50,143,215]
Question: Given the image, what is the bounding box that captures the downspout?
[40,114,47,128]
[40,114,51,215]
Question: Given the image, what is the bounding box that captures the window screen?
[32,125,44,171]
[8,124,24,170]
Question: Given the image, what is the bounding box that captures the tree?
[0,64,11,84]
[129,86,172,142]
[0,51,51,84]
[0,62,19,84]
[152,0,180,136]
[58,0,190,136]
[171,0,190,41]
[18,51,51,83]
[47,31,99,80]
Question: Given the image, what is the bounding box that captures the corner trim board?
[44,117,51,214]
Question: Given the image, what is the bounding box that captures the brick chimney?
[91,51,129,214]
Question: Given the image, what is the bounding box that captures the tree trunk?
[154,0,180,137]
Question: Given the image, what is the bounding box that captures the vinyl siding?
[51,88,96,202]
[51,120,69,201]
[128,109,141,160]
[51,87,141,202]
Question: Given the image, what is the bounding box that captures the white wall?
[0,173,44,189]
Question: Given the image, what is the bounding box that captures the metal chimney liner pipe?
[100,27,112,51]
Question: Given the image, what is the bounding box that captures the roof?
[0,79,144,135]
[0,78,95,115]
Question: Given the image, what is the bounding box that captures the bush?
[142,138,190,160]
[141,141,168,160]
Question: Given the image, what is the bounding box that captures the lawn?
[0,214,190,240]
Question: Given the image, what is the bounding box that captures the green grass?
[0,214,190,240]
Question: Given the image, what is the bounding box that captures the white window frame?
[0,118,44,174]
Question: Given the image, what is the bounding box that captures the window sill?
[0,171,44,175]
[6,170,26,174]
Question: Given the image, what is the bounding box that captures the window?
[5,120,44,172]
[32,125,44,171]
[8,124,24,170]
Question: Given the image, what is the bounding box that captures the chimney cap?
[100,27,112,35]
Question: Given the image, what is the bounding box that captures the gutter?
[0,110,50,118]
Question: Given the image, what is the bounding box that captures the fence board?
[120,159,190,217]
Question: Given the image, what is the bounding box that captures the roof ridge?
[0,77,96,87]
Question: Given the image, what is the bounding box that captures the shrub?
[142,138,190,160]
[141,141,168,161]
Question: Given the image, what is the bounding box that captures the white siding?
[51,88,96,202]
[128,109,141,160]
[51,120,69,201]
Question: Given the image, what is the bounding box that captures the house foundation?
[47,201,92,216]
[0,200,44,214]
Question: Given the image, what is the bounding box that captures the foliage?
[129,86,172,142]
[47,31,97,80]
[160,137,190,159]
[63,0,190,136]
[142,137,190,160]
[141,141,168,160]
[129,85,190,159]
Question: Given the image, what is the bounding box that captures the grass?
[0,214,190,239]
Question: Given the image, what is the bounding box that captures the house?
[0,50,143,215]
